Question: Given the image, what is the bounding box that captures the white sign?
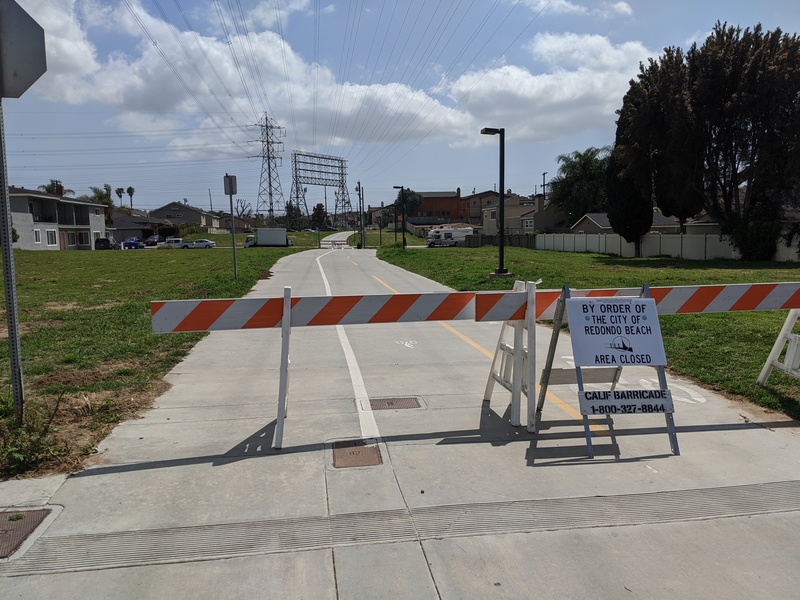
[566,297,667,367]
[579,389,674,416]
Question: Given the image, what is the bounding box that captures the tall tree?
[310,203,328,229]
[547,147,610,225]
[613,22,800,259]
[607,150,653,258]
[126,186,135,209]
[115,188,124,205]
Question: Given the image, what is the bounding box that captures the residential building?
[9,186,107,250]
[110,208,167,241]
[407,189,468,226]
[570,212,681,234]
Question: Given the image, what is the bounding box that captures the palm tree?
[115,187,124,206]
[126,186,135,209]
[38,179,74,196]
[88,184,114,225]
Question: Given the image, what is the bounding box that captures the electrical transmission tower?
[256,114,286,222]
[290,151,352,227]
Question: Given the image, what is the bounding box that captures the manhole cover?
[0,509,51,559]
[332,439,382,468]
[370,397,421,410]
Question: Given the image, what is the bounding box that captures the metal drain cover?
[333,439,382,468]
[370,397,421,410]
[0,509,50,559]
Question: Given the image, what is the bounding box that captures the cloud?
[523,1,632,19]
[446,33,652,145]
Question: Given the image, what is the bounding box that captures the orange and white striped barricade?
[152,287,530,448]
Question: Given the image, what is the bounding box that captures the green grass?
[378,245,800,420]
[1,241,798,475]
[0,245,302,475]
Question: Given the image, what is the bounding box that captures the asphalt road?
[2,245,799,599]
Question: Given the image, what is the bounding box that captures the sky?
[4,0,800,216]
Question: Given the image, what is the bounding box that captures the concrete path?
[2,247,799,599]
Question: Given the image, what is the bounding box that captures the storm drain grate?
[370,397,421,410]
[0,509,51,559]
[332,439,382,468]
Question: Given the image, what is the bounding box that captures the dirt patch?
[7,379,172,478]
[260,270,273,280]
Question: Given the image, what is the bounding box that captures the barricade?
[152,281,800,450]
[152,288,532,448]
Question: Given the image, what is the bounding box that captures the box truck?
[426,227,472,247]
[244,228,293,247]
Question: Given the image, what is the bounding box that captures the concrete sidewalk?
[2,249,800,599]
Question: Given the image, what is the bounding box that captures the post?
[224,174,238,280]
[393,185,407,248]
[0,99,24,425]
[274,286,292,449]
[498,129,505,272]
[481,127,507,274]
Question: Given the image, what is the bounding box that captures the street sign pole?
[0,0,47,425]
[0,99,24,424]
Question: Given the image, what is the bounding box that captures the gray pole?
[229,192,237,280]
[0,99,24,425]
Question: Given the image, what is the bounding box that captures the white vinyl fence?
[535,232,799,262]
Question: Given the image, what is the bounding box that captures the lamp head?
[481,127,500,135]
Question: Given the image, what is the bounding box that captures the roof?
[571,212,680,230]
[8,186,103,207]
[419,191,459,199]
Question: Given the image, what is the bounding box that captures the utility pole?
[542,172,548,204]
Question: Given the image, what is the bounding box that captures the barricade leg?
[273,287,292,449]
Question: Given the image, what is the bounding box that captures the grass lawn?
[377,245,800,421]
[1,239,797,476]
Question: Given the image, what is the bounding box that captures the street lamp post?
[393,185,407,249]
[481,127,507,274]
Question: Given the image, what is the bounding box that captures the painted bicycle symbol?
[396,340,417,349]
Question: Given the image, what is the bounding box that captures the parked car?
[144,235,164,246]
[192,239,216,249]
[165,238,192,248]
[122,237,144,249]
[95,237,120,250]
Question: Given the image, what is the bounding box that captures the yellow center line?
[371,274,606,433]
[372,275,399,294]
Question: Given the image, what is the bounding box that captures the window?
[490,210,497,220]
[524,219,534,229]
[78,231,90,245]
[46,229,57,246]
[34,229,41,244]
[93,231,102,240]
[67,232,76,246]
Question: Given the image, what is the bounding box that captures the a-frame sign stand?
[535,284,679,458]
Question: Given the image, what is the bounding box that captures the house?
[407,189,468,226]
[462,190,500,225]
[571,212,681,234]
[150,201,251,233]
[9,186,107,250]
[480,193,536,235]
[110,208,167,241]
[150,201,221,232]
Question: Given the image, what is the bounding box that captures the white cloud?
[523,1,632,19]
[446,33,652,145]
[529,32,650,71]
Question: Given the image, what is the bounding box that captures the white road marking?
[316,251,380,439]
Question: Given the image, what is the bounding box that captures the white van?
[427,227,472,247]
